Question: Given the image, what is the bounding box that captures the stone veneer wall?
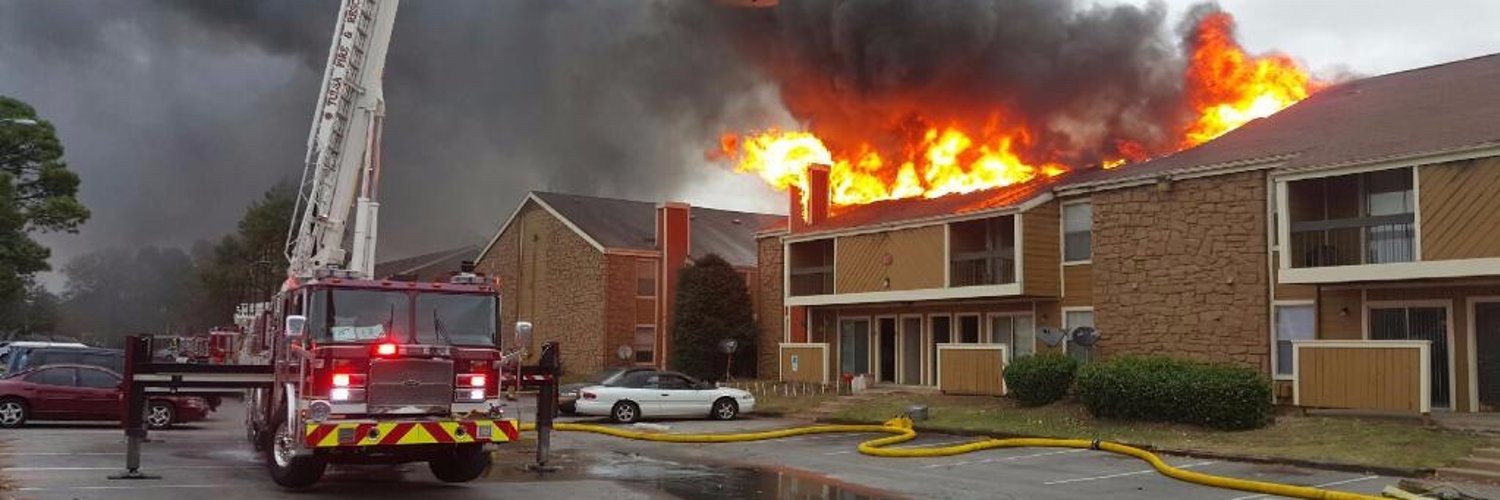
[1091,170,1271,371]
[755,236,785,378]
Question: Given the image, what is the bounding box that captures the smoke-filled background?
[1,0,1496,283]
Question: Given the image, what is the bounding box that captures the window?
[633,326,655,363]
[1286,167,1414,267]
[990,314,1036,361]
[78,368,120,389]
[636,260,657,297]
[26,367,75,387]
[1063,202,1092,262]
[928,316,951,383]
[789,239,835,296]
[1064,309,1095,362]
[1274,305,1315,376]
[618,370,657,388]
[839,319,871,374]
[949,216,1016,286]
[658,374,693,390]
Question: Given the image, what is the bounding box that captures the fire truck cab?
[246,272,517,488]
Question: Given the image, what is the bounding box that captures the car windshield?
[414,293,496,347]
[308,288,496,346]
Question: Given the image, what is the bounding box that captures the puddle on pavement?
[487,449,899,499]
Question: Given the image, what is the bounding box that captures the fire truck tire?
[428,444,489,483]
[267,418,326,488]
[611,401,641,424]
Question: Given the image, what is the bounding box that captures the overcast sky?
[0,0,1495,289]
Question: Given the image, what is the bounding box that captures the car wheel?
[145,401,176,430]
[267,414,327,489]
[711,398,739,421]
[429,444,490,483]
[0,398,27,428]
[611,401,640,424]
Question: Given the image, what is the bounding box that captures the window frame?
[1062,307,1095,362]
[987,312,1036,361]
[1061,200,1093,264]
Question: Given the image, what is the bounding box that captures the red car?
[0,364,209,429]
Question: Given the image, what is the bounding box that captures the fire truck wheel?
[267,418,327,488]
[145,401,176,430]
[0,398,27,428]
[428,444,490,483]
[611,401,641,424]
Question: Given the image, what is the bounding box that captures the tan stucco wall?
[834,225,945,293]
[1420,156,1500,261]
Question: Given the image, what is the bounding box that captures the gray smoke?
[0,0,1234,274]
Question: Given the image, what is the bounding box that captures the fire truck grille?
[367,358,454,410]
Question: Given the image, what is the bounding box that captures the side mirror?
[285,315,308,338]
[515,321,533,348]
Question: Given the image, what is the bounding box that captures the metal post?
[527,341,560,473]
[110,336,160,480]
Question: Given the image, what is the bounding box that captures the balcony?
[789,268,833,296]
[950,254,1016,287]
[1288,215,1415,268]
[788,239,834,296]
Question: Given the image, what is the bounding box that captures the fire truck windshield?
[307,288,496,346]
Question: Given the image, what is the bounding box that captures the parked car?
[0,341,88,377]
[0,364,209,429]
[574,370,755,423]
[559,366,655,414]
[4,346,123,378]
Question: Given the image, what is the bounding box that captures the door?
[900,317,923,385]
[990,315,1036,361]
[1477,302,1500,410]
[929,316,951,384]
[1370,306,1450,408]
[652,373,704,417]
[22,367,83,418]
[877,318,897,383]
[838,319,871,376]
[76,367,124,420]
[958,315,981,343]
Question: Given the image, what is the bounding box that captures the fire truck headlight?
[468,389,485,401]
[331,388,352,402]
[309,400,332,422]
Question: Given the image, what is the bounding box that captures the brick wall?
[603,254,652,368]
[1092,171,1271,371]
[475,201,608,375]
[755,235,785,378]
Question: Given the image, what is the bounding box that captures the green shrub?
[1004,353,1078,406]
[1076,355,1271,430]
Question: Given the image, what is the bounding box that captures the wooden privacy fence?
[937,344,1008,396]
[779,343,829,384]
[1293,340,1430,414]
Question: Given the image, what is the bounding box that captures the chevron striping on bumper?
[304,419,519,448]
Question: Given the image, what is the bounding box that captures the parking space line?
[3,465,256,472]
[17,484,220,492]
[824,439,976,455]
[1042,461,1217,485]
[920,448,1086,469]
[1226,475,1380,500]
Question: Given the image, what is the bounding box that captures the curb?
[815,417,1431,478]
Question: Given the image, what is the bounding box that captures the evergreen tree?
[668,254,757,381]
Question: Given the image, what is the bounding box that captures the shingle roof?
[373,244,480,281]
[1062,52,1500,188]
[793,52,1500,234]
[530,191,784,268]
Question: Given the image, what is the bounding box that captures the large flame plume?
[719,8,1323,212]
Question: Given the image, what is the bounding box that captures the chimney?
[789,163,831,233]
[655,201,691,368]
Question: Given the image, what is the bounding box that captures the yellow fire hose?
[516,417,1385,500]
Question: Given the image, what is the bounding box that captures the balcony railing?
[949,255,1016,287]
[789,267,833,296]
[1288,214,1414,268]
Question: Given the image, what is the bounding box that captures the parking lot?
[0,397,1397,499]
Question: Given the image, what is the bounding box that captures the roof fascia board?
[1273,142,1500,182]
[782,203,1030,243]
[1055,156,1293,197]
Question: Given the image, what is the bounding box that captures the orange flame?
[1179,11,1326,147]
[722,11,1321,210]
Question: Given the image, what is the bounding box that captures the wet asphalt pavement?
[0,397,1399,499]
